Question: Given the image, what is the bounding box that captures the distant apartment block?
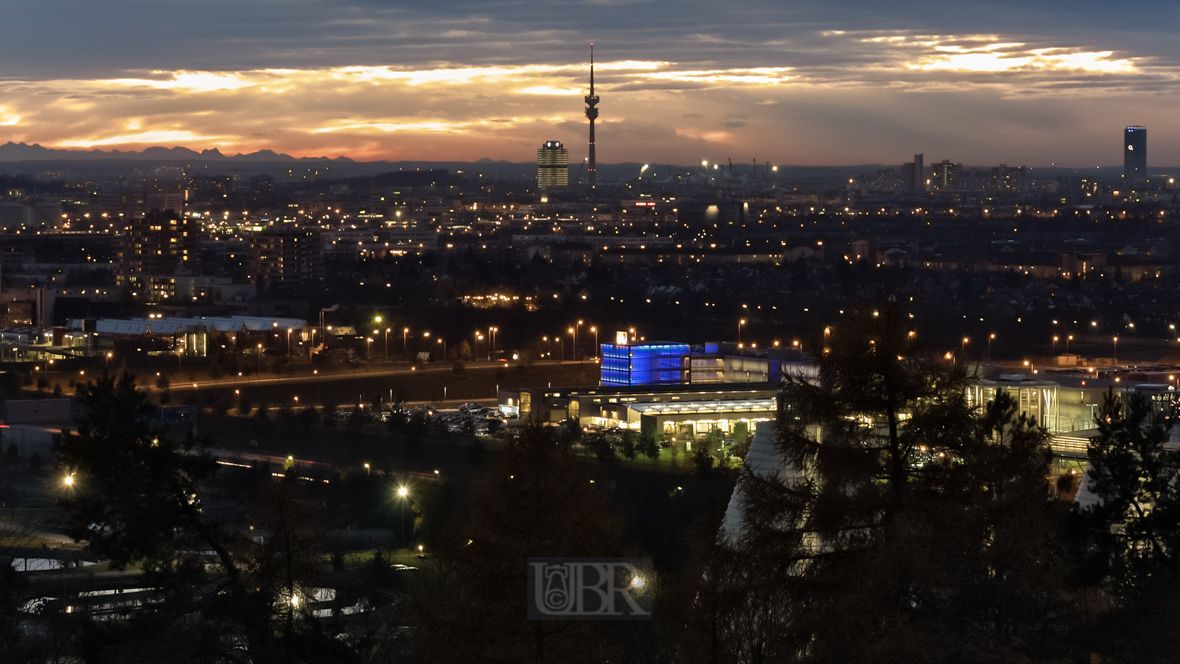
[249,226,324,288]
[118,209,200,300]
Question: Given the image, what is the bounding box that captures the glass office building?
[600,342,691,386]
[1125,126,1147,183]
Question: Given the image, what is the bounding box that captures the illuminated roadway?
[152,359,597,393]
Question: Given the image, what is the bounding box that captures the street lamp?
[489,326,498,360]
[385,328,391,359]
[366,337,374,358]
[738,319,746,345]
[1113,336,1119,363]
[961,337,969,358]
[257,344,263,375]
[1052,336,1058,356]
[590,326,598,359]
[988,333,995,359]
[437,338,446,361]
[567,328,575,361]
[287,328,293,356]
[576,320,583,361]
[1067,335,1073,354]
[396,486,409,544]
[403,328,409,354]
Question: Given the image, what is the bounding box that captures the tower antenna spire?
[584,43,600,196]
[590,43,595,95]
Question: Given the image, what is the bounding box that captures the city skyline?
[1,1,1179,166]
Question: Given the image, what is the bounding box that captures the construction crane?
[572,157,587,185]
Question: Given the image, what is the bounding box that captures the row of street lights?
[540,322,600,361]
[374,318,503,361]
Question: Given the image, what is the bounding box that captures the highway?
[150,359,597,393]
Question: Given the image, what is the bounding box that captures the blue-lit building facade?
[600,342,691,386]
[600,339,798,387]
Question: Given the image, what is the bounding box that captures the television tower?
[585,44,599,194]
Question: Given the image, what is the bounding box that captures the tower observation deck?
[585,44,599,195]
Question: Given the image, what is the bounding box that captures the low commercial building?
[65,315,308,358]
[499,383,778,438]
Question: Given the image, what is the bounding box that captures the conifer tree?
[1069,390,1180,661]
[737,305,1061,663]
[411,422,630,663]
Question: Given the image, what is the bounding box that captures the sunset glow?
[0,6,1176,165]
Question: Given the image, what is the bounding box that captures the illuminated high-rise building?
[989,165,1026,194]
[536,141,569,190]
[250,227,324,288]
[585,44,599,194]
[1125,126,1147,183]
[931,159,959,191]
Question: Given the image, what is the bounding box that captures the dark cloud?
[1,0,1177,78]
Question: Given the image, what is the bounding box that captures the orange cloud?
[0,33,1173,165]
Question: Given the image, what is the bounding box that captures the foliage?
[1068,390,1180,661]
[411,422,629,663]
[639,430,660,466]
[619,430,637,462]
[736,305,1062,662]
[51,373,357,662]
[1075,390,1180,595]
[0,566,41,663]
[54,373,224,572]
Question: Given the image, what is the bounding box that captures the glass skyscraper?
[1125,126,1147,183]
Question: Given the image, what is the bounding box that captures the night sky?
[1,0,1177,166]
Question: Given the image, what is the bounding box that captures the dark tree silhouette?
[737,304,1062,662]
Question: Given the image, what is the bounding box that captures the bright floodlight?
[397,486,409,498]
[64,475,74,487]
